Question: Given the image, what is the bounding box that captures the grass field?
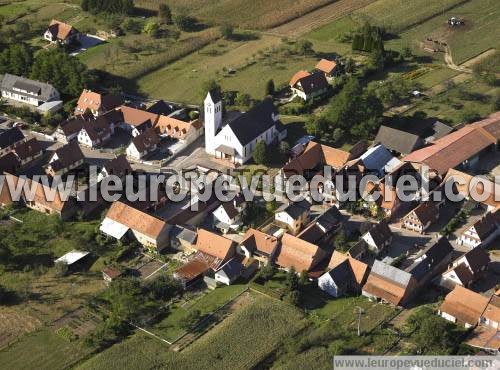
[0,329,92,370]
[135,34,319,102]
[77,295,307,370]
[404,78,498,125]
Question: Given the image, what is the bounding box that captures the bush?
[174,14,197,32]
[220,24,234,40]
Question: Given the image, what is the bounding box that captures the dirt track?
[267,0,377,37]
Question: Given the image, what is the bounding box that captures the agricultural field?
[0,306,42,349]
[77,295,308,370]
[136,0,334,30]
[0,329,93,370]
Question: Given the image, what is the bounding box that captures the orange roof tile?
[403,124,497,175]
[327,251,368,285]
[483,295,500,325]
[289,70,311,87]
[440,286,490,326]
[240,228,278,256]
[48,20,75,40]
[276,233,323,272]
[105,201,168,239]
[195,229,235,261]
[155,115,200,139]
[316,59,337,74]
[282,141,352,176]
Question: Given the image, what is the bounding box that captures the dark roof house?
[374,125,424,155]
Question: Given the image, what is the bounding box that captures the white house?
[361,220,393,255]
[457,212,499,249]
[274,199,311,235]
[77,121,112,148]
[319,251,369,298]
[439,248,490,289]
[126,129,159,160]
[1,74,60,107]
[212,195,246,233]
[289,71,329,101]
[100,201,171,252]
[44,19,80,45]
[204,90,286,165]
[97,155,132,182]
[214,258,243,285]
[45,141,84,176]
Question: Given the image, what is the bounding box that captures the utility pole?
[354,306,364,337]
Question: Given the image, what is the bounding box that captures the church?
[204,89,287,165]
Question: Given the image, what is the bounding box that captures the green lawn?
[404,78,498,125]
[150,283,247,342]
[77,295,307,370]
[0,329,92,370]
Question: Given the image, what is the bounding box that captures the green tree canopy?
[30,48,91,98]
[0,43,33,76]
[253,140,268,165]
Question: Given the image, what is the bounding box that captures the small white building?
[44,19,80,45]
[126,129,159,160]
[77,121,112,148]
[100,201,171,252]
[212,195,246,233]
[214,258,243,285]
[361,220,393,255]
[457,212,499,249]
[274,199,311,235]
[204,90,286,165]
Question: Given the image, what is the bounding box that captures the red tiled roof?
[276,233,323,272]
[316,59,337,74]
[289,70,311,87]
[440,286,490,325]
[403,124,497,175]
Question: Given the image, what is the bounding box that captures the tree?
[220,24,234,40]
[54,261,68,277]
[179,309,201,330]
[121,18,143,34]
[257,264,275,282]
[344,57,355,74]
[30,48,91,98]
[402,45,412,59]
[460,109,481,123]
[253,140,267,165]
[492,92,500,111]
[285,267,299,291]
[333,230,349,252]
[158,3,172,24]
[200,79,221,99]
[305,116,328,138]
[265,79,275,96]
[143,21,160,37]
[235,92,251,107]
[174,14,197,32]
[0,43,33,76]
[294,40,313,55]
[105,278,144,321]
